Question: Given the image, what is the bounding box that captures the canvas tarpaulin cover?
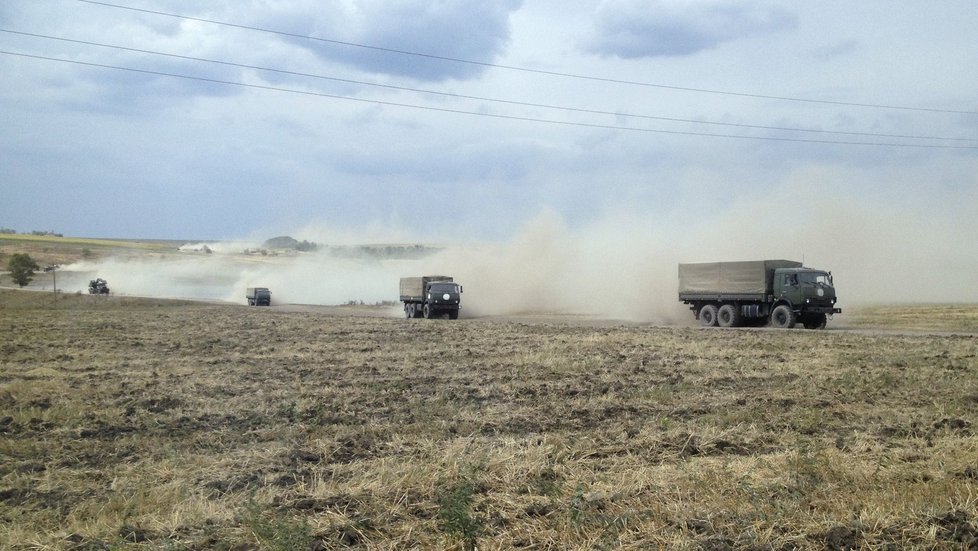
[678,260,802,294]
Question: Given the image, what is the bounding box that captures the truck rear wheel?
[771,305,796,329]
[718,304,742,327]
[405,304,413,318]
[699,304,718,327]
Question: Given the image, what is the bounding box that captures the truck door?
[781,273,803,304]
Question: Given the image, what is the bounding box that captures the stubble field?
[1,290,977,550]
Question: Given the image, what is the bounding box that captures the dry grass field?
[0,234,179,268]
[2,290,977,550]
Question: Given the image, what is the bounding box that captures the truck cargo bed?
[678,260,801,295]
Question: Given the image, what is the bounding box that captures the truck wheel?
[449,311,459,320]
[718,304,742,327]
[803,313,827,329]
[423,304,432,319]
[404,304,413,318]
[771,305,796,329]
[699,304,718,327]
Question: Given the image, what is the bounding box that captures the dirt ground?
[1,290,977,550]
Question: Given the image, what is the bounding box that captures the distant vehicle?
[246,287,272,306]
[678,260,841,329]
[400,276,462,319]
[88,278,110,295]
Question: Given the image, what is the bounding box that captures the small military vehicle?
[88,278,110,295]
[246,287,272,306]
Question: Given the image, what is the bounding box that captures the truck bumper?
[806,306,841,315]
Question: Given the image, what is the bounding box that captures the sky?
[2,1,978,309]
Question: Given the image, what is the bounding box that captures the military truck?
[678,260,840,329]
[88,278,110,295]
[400,276,462,319]
[246,287,272,306]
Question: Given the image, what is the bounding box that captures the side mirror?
[459,286,463,293]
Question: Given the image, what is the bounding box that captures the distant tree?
[8,253,40,287]
[296,240,318,252]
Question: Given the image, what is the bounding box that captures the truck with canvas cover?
[246,287,272,306]
[678,260,841,329]
[400,275,462,319]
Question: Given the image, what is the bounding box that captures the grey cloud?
[585,0,797,58]
[294,0,523,81]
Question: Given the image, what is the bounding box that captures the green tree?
[8,253,40,287]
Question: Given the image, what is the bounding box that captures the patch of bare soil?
[1,290,976,549]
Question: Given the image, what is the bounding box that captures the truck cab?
[425,281,462,319]
[772,268,840,328]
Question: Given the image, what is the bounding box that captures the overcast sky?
[2,1,976,252]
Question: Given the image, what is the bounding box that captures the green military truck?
[246,287,272,306]
[678,260,840,329]
[400,275,462,319]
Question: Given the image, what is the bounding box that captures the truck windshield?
[430,284,458,293]
[798,272,832,285]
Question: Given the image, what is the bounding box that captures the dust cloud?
[55,178,978,322]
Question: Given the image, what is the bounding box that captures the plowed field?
[2,290,977,549]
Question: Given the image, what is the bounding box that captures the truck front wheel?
[718,304,742,327]
[771,305,796,329]
[802,313,827,329]
[423,304,432,319]
[699,304,718,327]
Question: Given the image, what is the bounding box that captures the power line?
[3,29,975,145]
[3,49,976,150]
[75,0,978,117]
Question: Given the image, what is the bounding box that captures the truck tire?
[449,310,459,320]
[423,304,432,319]
[404,304,413,318]
[699,304,718,327]
[771,305,796,329]
[717,304,742,328]
[802,313,827,330]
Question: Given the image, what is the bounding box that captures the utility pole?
[47,265,58,302]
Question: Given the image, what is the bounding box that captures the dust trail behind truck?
[679,260,840,329]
